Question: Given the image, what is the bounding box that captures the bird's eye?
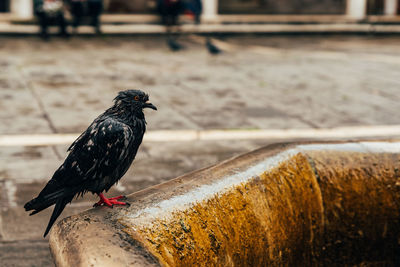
[134,96,139,101]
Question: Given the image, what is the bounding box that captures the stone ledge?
[2,22,400,35]
[49,140,400,266]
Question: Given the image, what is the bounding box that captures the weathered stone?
[50,141,400,266]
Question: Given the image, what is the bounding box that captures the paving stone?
[0,146,62,182]
[0,240,54,267]
[1,35,400,265]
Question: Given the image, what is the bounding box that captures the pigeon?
[24,89,157,237]
[206,39,221,55]
[167,37,184,51]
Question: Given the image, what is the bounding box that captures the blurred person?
[157,0,185,51]
[157,0,220,54]
[33,0,68,39]
[88,0,103,34]
[184,0,201,24]
[69,0,85,33]
[184,0,221,54]
[69,0,103,34]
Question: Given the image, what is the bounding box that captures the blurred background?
[2,0,400,15]
[1,0,400,266]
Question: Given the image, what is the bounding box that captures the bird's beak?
[143,102,157,110]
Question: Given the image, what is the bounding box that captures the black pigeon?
[167,38,184,51]
[24,89,157,237]
[206,39,221,55]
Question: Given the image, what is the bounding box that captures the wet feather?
[24,89,156,237]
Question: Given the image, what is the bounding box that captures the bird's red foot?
[93,193,129,207]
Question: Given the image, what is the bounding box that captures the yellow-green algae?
[122,154,324,266]
[120,151,400,266]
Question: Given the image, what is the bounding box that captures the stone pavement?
[1,35,400,266]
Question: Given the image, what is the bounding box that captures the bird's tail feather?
[24,188,65,215]
[43,195,73,237]
[24,176,67,213]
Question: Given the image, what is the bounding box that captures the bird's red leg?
[93,193,128,207]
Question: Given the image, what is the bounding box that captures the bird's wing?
[67,131,87,152]
[67,118,101,152]
[63,118,134,188]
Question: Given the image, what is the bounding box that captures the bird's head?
[114,89,157,116]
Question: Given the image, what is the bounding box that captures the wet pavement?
[1,35,400,266]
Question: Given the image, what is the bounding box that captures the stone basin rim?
[120,140,400,224]
[49,139,400,267]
